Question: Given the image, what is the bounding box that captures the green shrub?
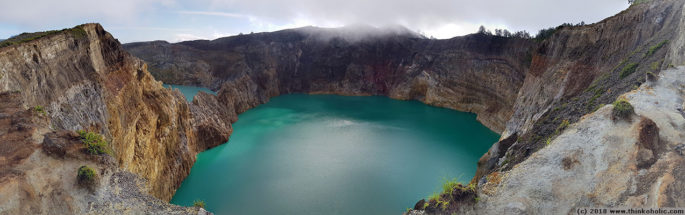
[77,130,111,155]
[68,26,87,39]
[77,165,98,190]
[534,27,557,42]
[620,63,639,79]
[33,105,46,115]
[612,99,635,121]
[555,119,570,135]
[646,40,668,57]
[0,30,60,48]
[193,200,206,208]
[424,179,476,212]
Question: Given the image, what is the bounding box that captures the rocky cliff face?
[411,1,685,214]
[410,65,685,214]
[125,0,685,214]
[125,27,535,135]
[472,66,685,213]
[475,0,684,185]
[0,24,208,214]
[2,0,684,214]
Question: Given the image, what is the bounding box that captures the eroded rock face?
[0,23,202,208]
[471,66,685,214]
[0,91,205,214]
[475,0,685,182]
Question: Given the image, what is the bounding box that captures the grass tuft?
[442,178,461,196]
[646,40,668,57]
[77,165,98,190]
[33,105,46,115]
[555,119,570,135]
[619,63,639,79]
[193,200,206,208]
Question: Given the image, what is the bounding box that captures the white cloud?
[172,33,208,42]
[422,22,510,39]
[200,0,627,38]
[170,30,237,42]
[0,0,629,42]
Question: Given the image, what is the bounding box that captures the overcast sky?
[0,0,628,43]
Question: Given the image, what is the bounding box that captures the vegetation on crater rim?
[77,130,112,155]
[77,165,98,191]
[0,26,87,49]
[612,98,635,121]
[193,200,206,208]
[33,105,46,115]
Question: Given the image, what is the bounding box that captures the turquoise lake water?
[169,89,499,215]
[165,84,216,102]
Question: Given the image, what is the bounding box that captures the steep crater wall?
[125,30,536,139]
[476,0,684,183]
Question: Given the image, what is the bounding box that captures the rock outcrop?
[464,66,685,214]
[475,0,683,186]
[0,24,208,214]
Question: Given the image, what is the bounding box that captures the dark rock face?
[190,92,234,150]
[637,117,660,169]
[0,92,48,170]
[42,130,81,158]
[125,28,536,134]
[413,199,426,210]
[638,117,660,151]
